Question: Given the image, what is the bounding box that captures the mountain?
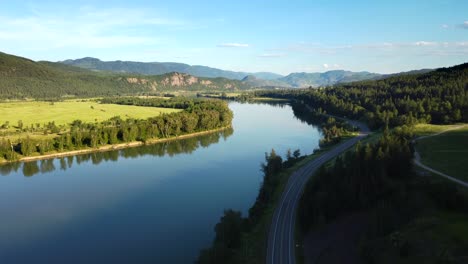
[61,57,385,88]
[61,57,283,80]
[0,52,250,99]
[278,70,382,88]
[373,69,434,80]
[241,75,291,88]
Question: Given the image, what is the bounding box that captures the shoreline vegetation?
[0,125,231,165]
[0,97,234,165]
[250,63,468,264]
[196,101,358,264]
[198,61,468,264]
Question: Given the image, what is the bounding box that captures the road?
[413,125,468,188]
[266,119,369,264]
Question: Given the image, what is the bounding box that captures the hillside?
[61,57,385,88]
[61,57,283,80]
[0,52,250,99]
[373,68,434,80]
[278,70,381,88]
[256,62,468,127]
[241,75,291,88]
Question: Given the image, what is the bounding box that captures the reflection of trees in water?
[0,162,20,176]
[23,161,39,177]
[40,159,55,174]
[290,101,322,126]
[60,158,67,171]
[235,100,288,108]
[67,156,74,168]
[0,127,234,177]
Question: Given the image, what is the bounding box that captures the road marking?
[270,134,366,264]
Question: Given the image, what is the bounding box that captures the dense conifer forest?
[0,52,248,99]
[197,62,468,263]
[254,63,468,129]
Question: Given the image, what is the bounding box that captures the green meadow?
[0,101,180,129]
[414,124,468,181]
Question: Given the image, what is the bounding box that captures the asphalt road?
[266,120,369,264]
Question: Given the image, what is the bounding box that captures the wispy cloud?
[441,24,449,29]
[323,63,341,70]
[414,41,438,46]
[257,53,286,58]
[0,6,185,51]
[217,43,249,48]
[458,21,468,29]
[270,41,468,57]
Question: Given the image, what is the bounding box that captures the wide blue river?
[0,102,321,263]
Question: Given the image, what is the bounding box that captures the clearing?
[413,124,468,182]
[0,101,180,129]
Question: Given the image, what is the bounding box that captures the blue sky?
[0,0,467,74]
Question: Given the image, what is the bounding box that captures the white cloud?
[268,41,468,61]
[323,63,329,69]
[414,41,438,46]
[0,7,183,51]
[461,21,468,29]
[258,53,286,58]
[454,21,468,29]
[217,43,249,48]
[441,24,449,29]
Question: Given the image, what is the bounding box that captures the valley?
[0,2,467,263]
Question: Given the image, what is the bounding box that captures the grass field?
[365,169,468,264]
[0,101,181,129]
[411,123,464,137]
[415,124,468,181]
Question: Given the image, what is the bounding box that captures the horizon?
[0,0,467,75]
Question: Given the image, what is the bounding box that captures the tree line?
[0,128,233,177]
[290,102,357,147]
[253,63,468,129]
[0,98,233,161]
[298,126,468,262]
[298,128,414,230]
[197,148,305,264]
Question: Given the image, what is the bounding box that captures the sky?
[0,0,467,75]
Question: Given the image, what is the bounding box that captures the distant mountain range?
[61,57,283,81]
[0,51,440,99]
[61,57,385,88]
[0,52,249,99]
[278,71,382,87]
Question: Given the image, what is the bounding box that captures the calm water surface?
[0,102,321,263]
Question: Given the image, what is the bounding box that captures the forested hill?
[0,52,250,99]
[62,57,384,88]
[255,62,468,129]
[61,57,284,80]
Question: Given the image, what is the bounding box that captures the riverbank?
[0,126,231,165]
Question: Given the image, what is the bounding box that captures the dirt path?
[413,125,468,188]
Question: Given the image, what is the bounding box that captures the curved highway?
[266,119,369,264]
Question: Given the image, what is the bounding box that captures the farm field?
[0,101,181,129]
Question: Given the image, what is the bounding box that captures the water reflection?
[1,128,234,177]
[0,102,322,264]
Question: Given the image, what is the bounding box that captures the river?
[0,102,322,263]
